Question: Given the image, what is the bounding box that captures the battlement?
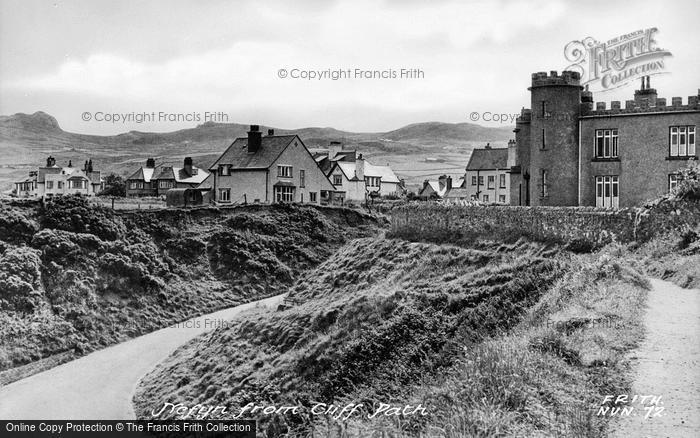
[516,108,532,123]
[530,70,581,88]
[583,90,700,116]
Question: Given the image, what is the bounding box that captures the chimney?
[438,174,447,190]
[356,154,365,180]
[84,160,89,172]
[68,160,72,168]
[247,124,262,153]
[507,139,517,167]
[446,176,453,190]
[485,142,491,150]
[146,158,156,168]
[329,141,342,160]
[184,157,193,176]
[634,75,657,104]
[88,159,93,173]
[46,156,55,167]
[267,129,275,136]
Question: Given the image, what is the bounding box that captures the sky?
[0,0,698,135]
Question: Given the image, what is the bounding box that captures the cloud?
[2,0,569,130]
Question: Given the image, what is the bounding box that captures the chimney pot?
[267,129,274,136]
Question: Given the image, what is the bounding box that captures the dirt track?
[612,278,700,437]
[0,294,285,420]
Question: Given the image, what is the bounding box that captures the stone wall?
[390,201,700,248]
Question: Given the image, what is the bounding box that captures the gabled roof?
[333,161,400,184]
[209,135,298,170]
[444,187,471,199]
[155,166,209,184]
[466,148,508,171]
[419,180,447,197]
[127,167,156,182]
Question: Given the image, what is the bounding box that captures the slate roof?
[444,187,471,199]
[209,135,298,170]
[418,180,447,197]
[466,148,508,170]
[155,166,209,184]
[335,161,401,184]
[127,167,156,182]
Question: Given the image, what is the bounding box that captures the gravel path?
[612,278,700,437]
[0,294,285,420]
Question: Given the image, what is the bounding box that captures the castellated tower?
[528,71,582,206]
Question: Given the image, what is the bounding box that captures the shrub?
[0,246,44,311]
[42,195,125,240]
[98,242,170,294]
[0,204,40,244]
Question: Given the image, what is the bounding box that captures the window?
[482,194,489,202]
[471,176,477,186]
[499,194,506,203]
[669,126,696,157]
[499,174,506,188]
[487,175,495,189]
[478,176,484,186]
[130,181,143,189]
[541,100,549,119]
[333,174,343,186]
[595,129,619,158]
[669,174,679,192]
[57,181,63,189]
[310,192,317,203]
[47,181,54,189]
[541,129,546,150]
[218,165,230,176]
[595,176,619,208]
[275,186,294,203]
[366,176,381,188]
[159,180,174,189]
[278,165,292,178]
[69,180,87,189]
[541,170,548,197]
[299,170,305,188]
[218,188,231,202]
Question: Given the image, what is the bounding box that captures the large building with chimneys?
[509,71,699,208]
[208,125,337,204]
[14,156,103,198]
[125,157,209,197]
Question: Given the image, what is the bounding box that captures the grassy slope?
[0,198,380,374]
[133,236,649,437]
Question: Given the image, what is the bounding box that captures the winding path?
[0,293,285,420]
[612,278,700,437]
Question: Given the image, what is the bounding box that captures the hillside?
[133,233,654,437]
[0,198,381,376]
[0,112,514,190]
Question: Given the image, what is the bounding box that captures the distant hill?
[0,112,514,190]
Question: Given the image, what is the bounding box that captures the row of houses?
[124,125,402,205]
[418,143,511,204]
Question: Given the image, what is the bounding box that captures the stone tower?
[528,71,582,206]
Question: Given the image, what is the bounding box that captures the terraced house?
[510,71,699,208]
[464,145,510,204]
[209,125,336,204]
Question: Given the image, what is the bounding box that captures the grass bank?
[134,235,649,437]
[0,197,381,376]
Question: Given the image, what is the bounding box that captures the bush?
[0,204,40,244]
[42,195,125,240]
[98,242,170,294]
[0,246,44,311]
